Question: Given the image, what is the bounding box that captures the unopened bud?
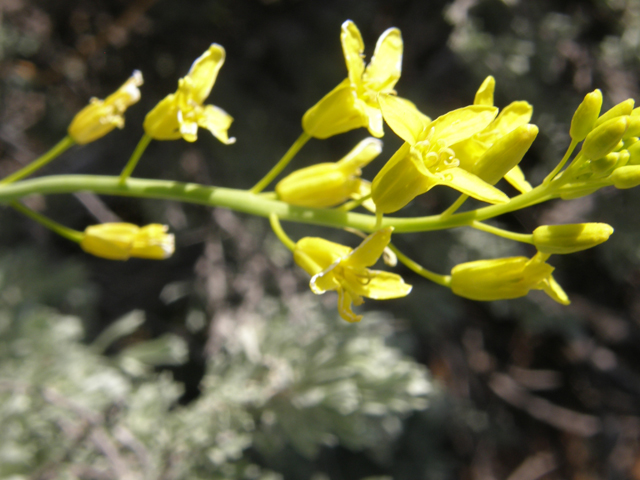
[473,124,538,185]
[610,165,640,189]
[624,116,640,139]
[594,98,635,128]
[570,89,602,142]
[590,152,620,176]
[581,116,629,160]
[533,223,614,254]
[628,140,640,165]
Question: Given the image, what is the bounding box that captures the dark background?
[3,0,640,478]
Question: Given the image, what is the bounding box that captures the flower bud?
[371,144,431,214]
[533,223,614,254]
[276,138,382,207]
[569,89,602,142]
[627,140,640,165]
[472,124,538,185]
[81,223,174,260]
[69,71,143,144]
[624,116,640,139]
[302,81,369,139]
[594,98,634,128]
[610,165,640,189]
[581,116,629,160]
[590,152,619,176]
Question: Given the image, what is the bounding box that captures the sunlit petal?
[363,27,402,91]
[438,167,510,204]
[343,227,393,268]
[378,93,426,144]
[186,44,226,105]
[197,104,235,144]
[341,20,365,85]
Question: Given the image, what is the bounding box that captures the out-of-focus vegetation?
[3,0,640,478]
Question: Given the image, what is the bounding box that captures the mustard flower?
[450,252,569,305]
[452,76,535,193]
[302,20,405,139]
[143,44,235,144]
[68,70,143,144]
[80,223,174,261]
[293,227,412,322]
[276,137,382,207]
[371,93,509,214]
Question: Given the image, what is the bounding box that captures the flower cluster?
[5,20,640,323]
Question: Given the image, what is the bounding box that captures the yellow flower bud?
[532,223,614,254]
[80,223,174,261]
[68,71,143,144]
[569,89,602,142]
[610,165,640,189]
[594,98,634,128]
[450,253,569,304]
[472,124,538,185]
[581,116,629,160]
[627,140,640,165]
[623,116,640,139]
[276,138,382,207]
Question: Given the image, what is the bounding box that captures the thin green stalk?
[338,193,371,212]
[470,220,534,244]
[269,213,295,251]
[0,174,558,234]
[0,136,75,185]
[119,134,152,183]
[388,243,451,287]
[543,138,579,184]
[250,132,310,194]
[440,194,468,218]
[10,201,83,242]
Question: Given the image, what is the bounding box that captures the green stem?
[470,220,534,244]
[269,213,295,251]
[119,134,152,183]
[338,193,371,212]
[543,139,578,184]
[0,174,558,234]
[388,243,451,287]
[10,201,83,242]
[250,132,310,194]
[440,194,468,218]
[0,136,75,185]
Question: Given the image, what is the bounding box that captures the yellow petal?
[197,104,235,144]
[438,167,510,204]
[539,276,571,305]
[186,44,226,105]
[474,76,495,106]
[80,223,140,260]
[427,105,499,146]
[378,93,427,144]
[503,165,532,193]
[343,269,412,299]
[294,237,351,276]
[343,227,393,268]
[310,262,342,294]
[489,101,533,136]
[337,288,363,323]
[341,20,365,85]
[130,224,175,259]
[337,137,383,173]
[363,27,402,92]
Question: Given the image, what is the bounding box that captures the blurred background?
[2,0,640,478]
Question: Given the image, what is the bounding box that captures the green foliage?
[0,252,431,479]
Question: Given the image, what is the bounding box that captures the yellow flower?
[450,252,569,304]
[276,137,382,207]
[452,76,535,193]
[143,44,235,144]
[68,70,143,144]
[80,223,174,261]
[371,93,509,214]
[302,20,404,139]
[293,227,412,322]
